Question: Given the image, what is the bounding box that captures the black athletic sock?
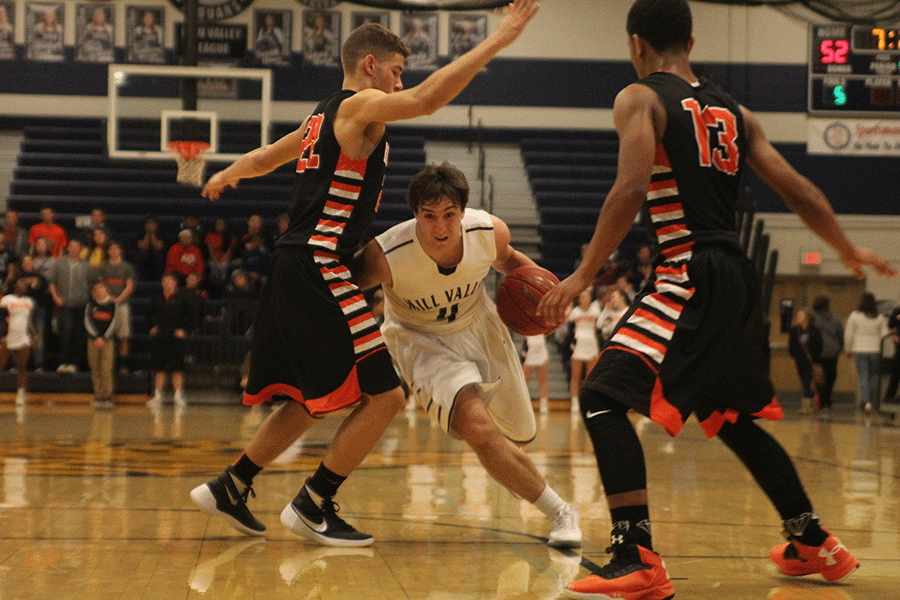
[610,505,653,551]
[231,453,262,484]
[307,462,346,500]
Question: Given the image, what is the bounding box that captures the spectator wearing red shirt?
[28,207,68,257]
[166,229,205,281]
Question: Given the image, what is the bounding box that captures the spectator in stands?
[13,255,51,371]
[242,214,271,249]
[136,215,167,281]
[82,227,110,268]
[522,333,550,414]
[845,292,889,414]
[614,273,636,302]
[811,294,843,410]
[98,240,135,372]
[180,214,205,240]
[148,272,194,408]
[884,299,900,404]
[49,239,94,372]
[0,278,39,406]
[28,206,68,258]
[79,207,110,246]
[0,232,16,284]
[204,217,236,293]
[237,233,270,288]
[85,280,119,410]
[224,268,259,336]
[183,272,207,334]
[628,242,653,290]
[597,288,630,344]
[180,214,208,260]
[272,212,290,246]
[166,229,205,281]
[3,210,30,258]
[788,307,823,414]
[567,288,601,412]
[30,236,56,281]
[632,261,654,295]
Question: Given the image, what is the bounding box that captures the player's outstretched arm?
[537,83,658,325]
[201,117,309,200]
[742,106,896,280]
[343,0,539,126]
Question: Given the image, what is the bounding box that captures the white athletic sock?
[533,484,568,517]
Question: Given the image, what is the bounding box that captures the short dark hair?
[627,0,692,53]
[341,23,410,72]
[812,295,830,311]
[406,162,470,214]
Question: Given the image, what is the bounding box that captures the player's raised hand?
[841,246,897,279]
[491,0,540,49]
[201,170,237,201]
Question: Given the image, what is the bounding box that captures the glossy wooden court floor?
[1,393,898,600]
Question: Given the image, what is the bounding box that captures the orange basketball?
[496,265,560,336]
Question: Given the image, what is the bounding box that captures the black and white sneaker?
[280,480,373,547]
[190,467,266,537]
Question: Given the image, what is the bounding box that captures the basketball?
[496,265,560,336]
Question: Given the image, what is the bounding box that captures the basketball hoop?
[168,141,210,187]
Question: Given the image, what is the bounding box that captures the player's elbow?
[248,145,279,174]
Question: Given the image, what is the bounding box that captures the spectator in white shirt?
[845,292,889,413]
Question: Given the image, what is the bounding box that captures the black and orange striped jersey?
[585,73,781,439]
[638,72,746,257]
[276,90,389,261]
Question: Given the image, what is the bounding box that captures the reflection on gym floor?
[1,395,898,599]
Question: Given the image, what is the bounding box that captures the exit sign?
[803,251,822,266]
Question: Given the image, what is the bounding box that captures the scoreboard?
[809,23,900,115]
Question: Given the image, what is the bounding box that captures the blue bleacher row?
[8,119,428,376]
[520,132,650,278]
[8,119,650,375]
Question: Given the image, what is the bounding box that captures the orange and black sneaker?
[769,530,859,582]
[564,542,674,600]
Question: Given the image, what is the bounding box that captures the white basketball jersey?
[376,209,497,334]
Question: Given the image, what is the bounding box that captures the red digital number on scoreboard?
[820,39,849,64]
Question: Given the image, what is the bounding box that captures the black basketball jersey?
[638,72,746,259]
[276,90,389,260]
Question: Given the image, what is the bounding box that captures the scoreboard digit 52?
[809,23,900,115]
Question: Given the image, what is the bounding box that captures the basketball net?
[168,141,210,187]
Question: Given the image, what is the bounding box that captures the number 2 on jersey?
[681,98,739,175]
[297,114,324,172]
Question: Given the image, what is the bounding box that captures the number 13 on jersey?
[682,98,739,175]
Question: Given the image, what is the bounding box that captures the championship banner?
[808,118,900,156]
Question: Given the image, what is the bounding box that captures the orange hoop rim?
[167,140,211,161]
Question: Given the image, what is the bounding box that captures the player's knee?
[579,388,628,425]
[377,386,407,415]
[455,419,499,453]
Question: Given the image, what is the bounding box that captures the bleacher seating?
[7,117,425,386]
[521,130,649,279]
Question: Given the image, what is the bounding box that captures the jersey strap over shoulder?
[277,90,390,261]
